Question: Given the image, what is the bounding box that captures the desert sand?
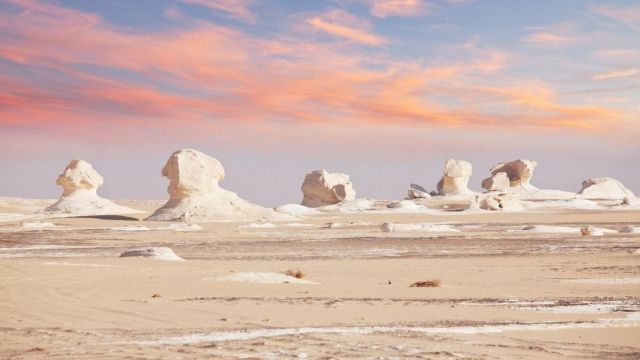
[1,196,639,359]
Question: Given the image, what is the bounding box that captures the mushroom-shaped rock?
[482,159,538,193]
[436,159,474,196]
[577,177,636,200]
[301,169,356,207]
[407,184,431,199]
[43,160,140,216]
[147,149,284,221]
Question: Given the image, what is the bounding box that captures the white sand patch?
[275,204,320,215]
[0,245,69,252]
[512,225,581,234]
[522,304,625,314]
[215,272,318,284]
[21,221,56,229]
[134,312,640,345]
[158,223,203,232]
[42,262,117,267]
[283,223,315,227]
[0,213,34,222]
[523,199,598,210]
[381,223,460,233]
[108,225,150,232]
[564,277,640,285]
[119,247,183,261]
[240,222,278,229]
[381,201,439,214]
[323,199,375,213]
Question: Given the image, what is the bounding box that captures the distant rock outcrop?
[43,160,140,216]
[482,159,538,193]
[407,184,431,199]
[577,177,636,200]
[301,169,356,207]
[436,159,474,196]
[147,149,283,221]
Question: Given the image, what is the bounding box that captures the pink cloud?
[178,0,257,23]
[0,0,631,148]
[591,5,640,30]
[522,31,576,46]
[592,68,638,80]
[368,0,428,18]
[305,9,387,45]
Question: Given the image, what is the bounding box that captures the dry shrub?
[284,269,305,279]
[410,280,441,288]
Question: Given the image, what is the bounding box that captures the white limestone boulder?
[301,169,356,207]
[407,184,431,199]
[481,171,510,192]
[577,177,636,200]
[147,149,285,221]
[436,159,474,196]
[482,159,538,193]
[43,160,140,216]
[479,192,525,211]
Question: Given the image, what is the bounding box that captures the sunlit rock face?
[577,177,636,200]
[44,160,139,216]
[147,149,284,221]
[436,159,474,196]
[301,169,356,208]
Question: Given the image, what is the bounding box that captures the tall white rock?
[301,169,356,207]
[147,149,283,221]
[43,160,140,216]
[482,159,538,193]
[577,177,636,200]
[437,159,474,196]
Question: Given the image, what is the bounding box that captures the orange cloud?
[0,0,630,145]
[305,10,387,46]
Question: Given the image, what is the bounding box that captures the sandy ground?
[1,200,639,359]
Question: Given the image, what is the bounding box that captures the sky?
[0,0,639,206]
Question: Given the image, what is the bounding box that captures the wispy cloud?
[522,31,576,46]
[592,68,638,80]
[368,0,429,18]
[305,9,387,45]
[0,0,630,146]
[179,0,257,24]
[591,5,640,30]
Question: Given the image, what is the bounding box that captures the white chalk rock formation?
[147,149,283,221]
[43,160,140,216]
[482,159,538,193]
[407,184,431,199]
[479,193,525,211]
[437,159,474,196]
[301,169,356,207]
[577,177,636,200]
[119,247,183,261]
[481,172,510,192]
